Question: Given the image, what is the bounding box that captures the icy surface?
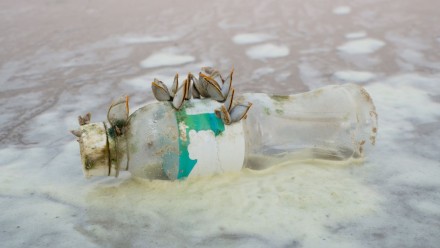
[1,0,440,247]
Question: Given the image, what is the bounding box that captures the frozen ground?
[1,0,440,247]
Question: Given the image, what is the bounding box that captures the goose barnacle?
[152,67,252,125]
[151,73,189,110]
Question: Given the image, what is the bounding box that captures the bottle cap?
[78,122,111,177]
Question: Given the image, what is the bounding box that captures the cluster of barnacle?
[71,67,252,139]
[151,67,252,125]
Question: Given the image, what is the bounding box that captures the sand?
[1,0,440,247]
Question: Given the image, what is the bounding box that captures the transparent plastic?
[77,84,377,179]
[239,84,377,170]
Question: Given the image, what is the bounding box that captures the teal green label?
[173,108,225,179]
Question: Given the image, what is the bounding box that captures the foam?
[1,195,94,248]
[246,43,289,59]
[275,71,291,82]
[337,38,386,54]
[251,67,275,79]
[410,200,440,215]
[119,35,172,44]
[84,162,380,247]
[298,61,325,88]
[398,49,440,70]
[232,33,274,44]
[333,6,351,15]
[300,47,332,54]
[1,20,440,246]
[124,73,175,91]
[140,49,195,68]
[345,31,367,39]
[366,74,440,124]
[2,71,440,246]
[332,70,376,83]
[0,137,381,247]
[218,20,250,30]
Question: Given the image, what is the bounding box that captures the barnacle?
[152,67,252,125]
[151,74,189,110]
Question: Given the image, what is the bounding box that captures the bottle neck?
[78,121,129,178]
[106,123,129,177]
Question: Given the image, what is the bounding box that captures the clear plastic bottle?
[239,84,377,170]
[76,84,377,180]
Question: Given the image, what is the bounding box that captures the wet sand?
[1,0,440,247]
[1,0,439,145]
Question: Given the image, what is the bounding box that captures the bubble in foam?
[333,70,376,83]
[246,43,289,59]
[140,50,195,68]
[232,33,274,45]
[337,38,385,54]
[345,31,367,39]
[333,6,351,15]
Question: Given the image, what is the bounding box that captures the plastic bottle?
[74,83,377,180]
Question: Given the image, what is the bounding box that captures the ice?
[332,70,376,83]
[332,6,351,15]
[140,49,195,68]
[232,33,274,44]
[246,43,289,59]
[337,38,386,54]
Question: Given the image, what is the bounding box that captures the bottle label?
[166,100,245,179]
